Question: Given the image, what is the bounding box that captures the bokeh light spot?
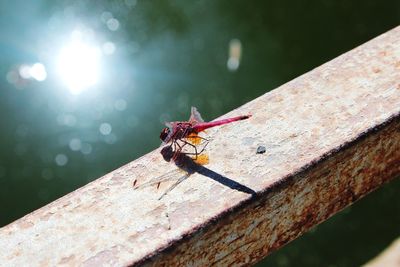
[99,123,112,135]
[114,99,127,111]
[69,138,82,151]
[19,65,31,79]
[80,143,92,155]
[100,11,113,23]
[30,63,47,81]
[17,63,47,81]
[227,39,242,72]
[107,18,120,31]
[55,154,68,166]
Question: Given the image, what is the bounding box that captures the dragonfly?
[133,107,251,199]
[159,107,251,160]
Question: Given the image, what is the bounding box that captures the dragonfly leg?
[180,139,199,159]
[195,135,210,144]
[173,140,186,160]
[197,140,209,154]
[183,140,209,155]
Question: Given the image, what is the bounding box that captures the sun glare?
[57,37,101,94]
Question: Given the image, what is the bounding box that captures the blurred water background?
[0,1,399,266]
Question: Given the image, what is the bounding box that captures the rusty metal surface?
[1,26,400,266]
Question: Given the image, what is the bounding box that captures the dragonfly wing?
[158,172,191,200]
[134,169,185,190]
[189,106,204,124]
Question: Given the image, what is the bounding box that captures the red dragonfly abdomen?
[192,115,251,133]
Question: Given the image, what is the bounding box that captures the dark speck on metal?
[256,146,266,154]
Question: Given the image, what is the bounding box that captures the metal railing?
[1,26,399,266]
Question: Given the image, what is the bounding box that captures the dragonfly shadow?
[196,165,256,196]
[162,146,256,197]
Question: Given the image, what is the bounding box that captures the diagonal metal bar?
[1,26,400,266]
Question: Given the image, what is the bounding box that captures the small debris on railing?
[256,146,266,154]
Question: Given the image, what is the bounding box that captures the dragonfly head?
[160,127,170,142]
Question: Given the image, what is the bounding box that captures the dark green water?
[0,1,399,266]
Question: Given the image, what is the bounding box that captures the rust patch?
[59,254,75,265]
[145,204,167,217]
[40,212,54,221]
[82,249,118,267]
[373,67,381,73]
[19,220,34,229]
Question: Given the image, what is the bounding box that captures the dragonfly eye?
[160,127,170,141]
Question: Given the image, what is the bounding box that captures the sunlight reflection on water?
[57,41,102,94]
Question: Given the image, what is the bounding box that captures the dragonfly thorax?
[160,122,197,143]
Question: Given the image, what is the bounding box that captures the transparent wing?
[134,169,191,200]
[133,169,185,190]
[157,173,190,200]
[189,106,204,124]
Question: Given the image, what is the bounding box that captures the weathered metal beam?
[1,26,400,266]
